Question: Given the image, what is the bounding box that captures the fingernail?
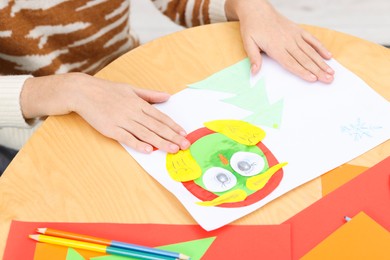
[326,67,334,74]
[169,144,179,152]
[179,130,187,136]
[310,74,317,81]
[181,140,190,149]
[145,145,153,153]
[251,64,257,74]
[326,74,333,80]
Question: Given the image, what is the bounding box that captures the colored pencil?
[37,228,190,260]
[29,234,177,260]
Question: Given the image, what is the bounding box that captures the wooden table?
[1,22,389,257]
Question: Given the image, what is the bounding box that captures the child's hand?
[225,0,334,83]
[21,73,190,154]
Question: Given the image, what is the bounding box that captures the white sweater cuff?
[209,0,227,23]
[0,75,34,128]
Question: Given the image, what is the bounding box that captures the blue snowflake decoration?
[341,118,382,141]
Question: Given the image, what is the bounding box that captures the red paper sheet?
[3,221,291,260]
[284,156,390,260]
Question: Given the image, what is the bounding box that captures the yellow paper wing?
[246,162,288,191]
[166,149,202,182]
[204,120,265,145]
[196,189,247,207]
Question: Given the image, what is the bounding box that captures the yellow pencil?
[29,234,178,260]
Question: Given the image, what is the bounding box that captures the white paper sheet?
[122,57,390,231]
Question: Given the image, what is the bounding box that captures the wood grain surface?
[0,22,389,257]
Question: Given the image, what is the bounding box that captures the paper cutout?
[189,59,284,129]
[167,121,287,208]
[188,59,250,93]
[222,80,284,128]
[124,57,390,230]
[67,248,85,260]
[204,120,265,145]
[4,221,291,260]
[284,156,390,259]
[301,212,390,259]
[156,237,216,260]
[196,189,248,206]
[321,164,368,196]
[246,162,288,190]
[34,243,68,259]
[166,149,202,182]
[33,243,105,260]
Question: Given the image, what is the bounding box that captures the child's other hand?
[225,0,334,83]
[72,75,191,154]
[21,74,190,154]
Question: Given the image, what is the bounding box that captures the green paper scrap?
[188,58,284,129]
[157,236,216,260]
[66,248,85,260]
[90,237,216,260]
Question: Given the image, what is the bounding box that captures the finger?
[110,126,154,153]
[134,111,190,151]
[134,89,188,137]
[133,87,171,104]
[297,36,334,76]
[142,103,188,137]
[302,31,332,60]
[292,40,334,83]
[287,45,333,83]
[242,35,263,75]
[124,121,181,153]
[272,49,317,82]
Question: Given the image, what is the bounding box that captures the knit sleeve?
[0,75,35,128]
[151,0,227,27]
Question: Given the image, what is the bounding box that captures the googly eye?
[230,151,265,176]
[202,167,237,192]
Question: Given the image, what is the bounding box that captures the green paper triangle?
[66,248,85,260]
[157,237,216,260]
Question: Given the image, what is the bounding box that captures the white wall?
[131,0,390,45]
[269,0,390,45]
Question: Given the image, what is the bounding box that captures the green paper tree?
[189,59,284,129]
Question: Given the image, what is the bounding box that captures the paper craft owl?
[166,120,287,208]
